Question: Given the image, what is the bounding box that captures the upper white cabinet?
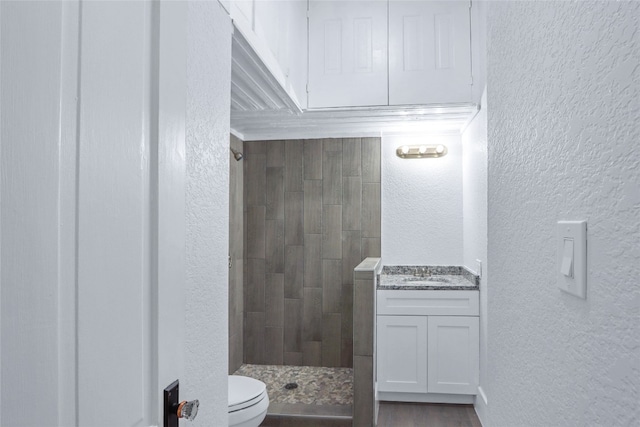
[308,0,388,108]
[389,0,472,105]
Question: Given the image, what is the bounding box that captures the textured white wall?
[185,1,231,425]
[381,134,463,265]
[486,2,639,426]
[461,87,488,421]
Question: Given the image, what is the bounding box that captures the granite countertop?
[378,265,479,291]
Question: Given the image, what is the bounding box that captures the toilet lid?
[228,376,267,409]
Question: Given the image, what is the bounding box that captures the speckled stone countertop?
[378,265,479,290]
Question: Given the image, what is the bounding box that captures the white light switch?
[557,221,587,298]
[561,238,574,277]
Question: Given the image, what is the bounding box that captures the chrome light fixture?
[396,144,448,159]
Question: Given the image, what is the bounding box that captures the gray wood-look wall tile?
[284,298,302,353]
[303,180,322,234]
[342,230,362,286]
[321,313,342,367]
[246,205,266,259]
[342,138,362,177]
[323,138,342,152]
[303,234,322,288]
[322,205,342,259]
[283,352,303,366]
[353,355,374,426]
[322,150,342,205]
[362,183,381,238]
[285,140,303,191]
[244,140,266,154]
[322,259,342,314]
[342,176,362,231]
[340,283,354,368]
[362,237,381,258]
[284,246,303,299]
[302,341,322,367]
[302,288,322,342]
[264,327,284,365]
[245,152,266,206]
[265,273,284,327]
[265,220,284,273]
[266,167,284,220]
[266,140,285,167]
[353,279,374,357]
[284,191,303,246]
[244,311,265,364]
[245,258,265,313]
[361,137,381,183]
[303,139,322,180]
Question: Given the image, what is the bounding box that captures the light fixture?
[396,144,448,159]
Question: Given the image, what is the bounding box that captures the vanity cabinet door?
[377,315,428,393]
[427,316,479,395]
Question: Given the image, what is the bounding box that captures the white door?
[427,316,479,395]
[308,0,388,108]
[388,0,472,105]
[1,1,187,425]
[377,315,428,393]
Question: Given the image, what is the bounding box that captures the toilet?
[228,375,269,427]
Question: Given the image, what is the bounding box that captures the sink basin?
[402,276,451,284]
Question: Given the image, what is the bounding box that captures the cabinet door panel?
[308,0,388,108]
[389,0,472,105]
[427,316,479,395]
[377,315,428,393]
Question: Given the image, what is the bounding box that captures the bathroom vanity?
[376,266,479,404]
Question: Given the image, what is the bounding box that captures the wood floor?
[377,402,482,427]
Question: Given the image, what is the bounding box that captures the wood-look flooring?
[377,402,482,427]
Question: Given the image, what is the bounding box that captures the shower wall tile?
[245,258,265,313]
[264,327,284,365]
[303,139,322,180]
[302,288,322,342]
[246,205,266,259]
[284,246,303,299]
[322,205,342,259]
[284,140,303,191]
[322,260,342,314]
[361,137,381,183]
[321,313,342,367]
[353,278,374,357]
[266,167,284,220]
[362,183,381,238]
[302,341,322,366]
[284,191,303,246]
[342,138,362,177]
[303,234,322,288]
[322,150,342,205]
[265,273,284,327]
[266,140,285,167]
[244,138,380,368]
[284,298,302,353]
[303,180,322,234]
[342,177,362,231]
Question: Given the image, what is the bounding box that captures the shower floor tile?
[233,364,353,406]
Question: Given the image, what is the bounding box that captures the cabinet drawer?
[377,290,479,316]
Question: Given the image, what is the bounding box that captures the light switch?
[557,221,587,299]
[560,238,574,277]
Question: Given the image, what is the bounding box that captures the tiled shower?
[229,137,381,373]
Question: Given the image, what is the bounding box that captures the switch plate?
[557,221,587,298]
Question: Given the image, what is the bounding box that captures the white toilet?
[228,375,269,427]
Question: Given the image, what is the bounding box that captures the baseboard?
[474,386,488,426]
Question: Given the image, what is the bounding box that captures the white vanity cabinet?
[376,290,479,402]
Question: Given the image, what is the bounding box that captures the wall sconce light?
[396,144,448,159]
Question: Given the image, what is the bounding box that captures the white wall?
[486,1,639,426]
[381,134,463,265]
[185,1,231,425]
[461,88,488,422]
